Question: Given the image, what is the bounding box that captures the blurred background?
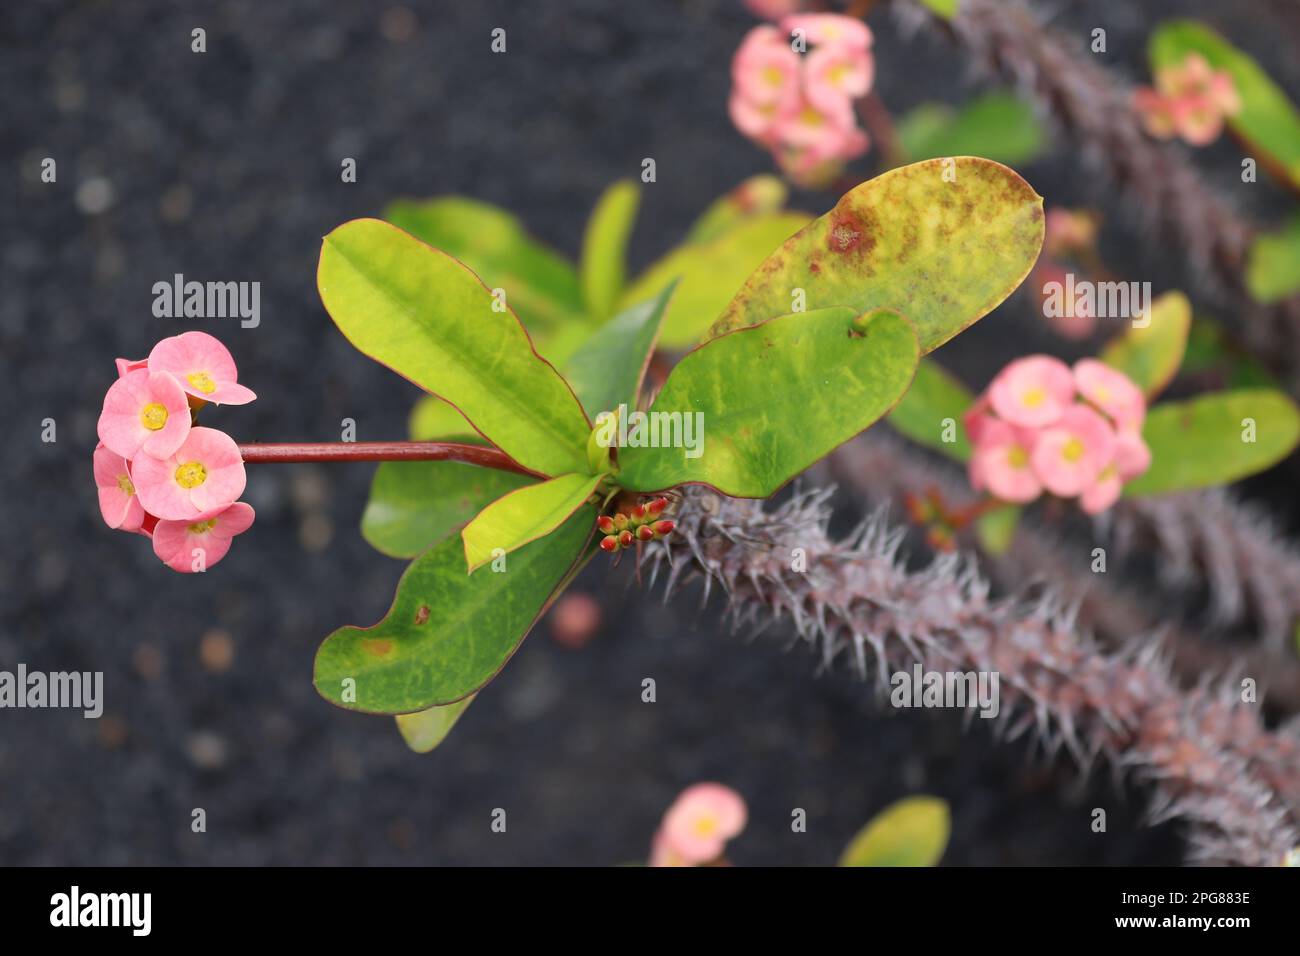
[5,0,1294,866]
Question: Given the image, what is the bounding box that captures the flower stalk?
[235,441,539,476]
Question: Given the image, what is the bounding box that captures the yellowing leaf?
[839,796,951,867]
[708,157,1044,354]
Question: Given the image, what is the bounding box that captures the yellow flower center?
[829,64,848,85]
[692,816,719,837]
[800,107,824,127]
[175,461,208,488]
[1020,387,1046,409]
[140,402,169,431]
[187,518,217,534]
[187,371,218,394]
[1007,446,1029,469]
[116,474,135,495]
[1062,438,1085,463]
[763,65,784,87]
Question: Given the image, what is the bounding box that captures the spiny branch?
[642,482,1299,865]
[893,0,1300,378]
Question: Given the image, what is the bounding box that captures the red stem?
[236,441,540,477]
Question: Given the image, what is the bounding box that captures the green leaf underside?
[1247,217,1300,305]
[887,359,974,461]
[838,797,951,867]
[395,694,476,753]
[685,175,789,244]
[708,157,1044,353]
[563,282,675,420]
[1099,290,1191,398]
[363,461,534,559]
[621,212,814,348]
[1125,389,1300,496]
[462,472,603,573]
[897,93,1045,167]
[581,180,639,321]
[314,504,596,714]
[383,197,585,334]
[1151,20,1300,191]
[318,218,591,477]
[617,307,920,497]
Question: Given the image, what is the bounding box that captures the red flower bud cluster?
[598,497,674,553]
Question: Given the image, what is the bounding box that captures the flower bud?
[599,535,620,553]
[618,530,634,548]
[613,513,630,532]
[630,504,648,523]
[636,525,655,542]
[597,515,616,534]
[647,497,668,517]
[651,520,675,537]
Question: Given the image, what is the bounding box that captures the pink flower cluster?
[965,356,1152,515]
[649,783,747,867]
[94,331,256,572]
[1134,53,1241,146]
[729,14,873,187]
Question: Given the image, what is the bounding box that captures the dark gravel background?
[3,0,1292,866]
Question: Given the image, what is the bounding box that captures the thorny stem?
[236,441,540,477]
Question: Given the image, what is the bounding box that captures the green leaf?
[363,461,534,559]
[461,472,603,573]
[383,197,585,336]
[408,395,480,443]
[581,180,640,321]
[563,281,675,419]
[318,218,592,477]
[617,307,920,497]
[708,158,1044,354]
[1181,318,1278,389]
[896,93,1045,167]
[975,505,1021,556]
[395,694,475,754]
[1246,217,1300,304]
[621,212,813,348]
[1151,20,1300,190]
[918,0,959,18]
[314,504,595,714]
[1099,290,1191,397]
[1125,389,1300,496]
[887,359,974,462]
[838,797,951,867]
[685,175,790,244]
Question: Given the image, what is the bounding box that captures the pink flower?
[1114,428,1152,481]
[1134,87,1178,139]
[659,783,748,864]
[148,331,256,405]
[115,357,148,377]
[1136,53,1240,147]
[93,443,146,532]
[131,426,247,521]
[773,93,855,150]
[729,91,784,144]
[1030,405,1116,497]
[804,41,873,114]
[1079,465,1122,515]
[744,0,802,18]
[987,355,1075,428]
[648,829,689,868]
[152,502,255,572]
[969,418,1043,503]
[97,368,192,460]
[1073,359,1146,431]
[780,14,873,51]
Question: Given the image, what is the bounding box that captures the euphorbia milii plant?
[95,158,1048,750]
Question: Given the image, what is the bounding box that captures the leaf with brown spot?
[707,157,1044,354]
